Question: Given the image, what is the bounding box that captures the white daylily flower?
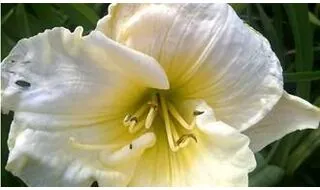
[1,3,319,187]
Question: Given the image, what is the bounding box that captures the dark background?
[1,3,320,187]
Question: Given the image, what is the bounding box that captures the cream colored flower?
[1,3,319,187]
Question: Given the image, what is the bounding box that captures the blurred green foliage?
[1,3,320,187]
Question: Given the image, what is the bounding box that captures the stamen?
[145,93,159,129]
[167,101,193,130]
[178,137,190,148]
[189,119,196,129]
[176,134,198,146]
[123,103,149,128]
[145,107,157,129]
[69,137,118,150]
[129,118,146,133]
[123,92,200,152]
[132,103,149,118]
[159,93,180,152]
[124,114,131,122]
[123,114,132,127]
[129,116,138,123]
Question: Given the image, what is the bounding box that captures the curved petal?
[96,4,283,131]
[243,91,320,152]
[128,101,256,186]
[1,27,168,116]
[6,119,156,186]
[1,27,166,186]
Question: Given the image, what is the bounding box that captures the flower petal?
[96,4,283,131]
[1,27,165,186]
[83,30,169,89]
[1,27,168,116]
[128,101,256,186]
[6,119,156,186]
[243,91,320,152]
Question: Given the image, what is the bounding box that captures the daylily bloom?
[1,3,320,187]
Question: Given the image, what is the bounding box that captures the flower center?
[123,92,200,152]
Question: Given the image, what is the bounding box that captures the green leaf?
[314,96,320,107]
[265,141,281,164]
[26,12,47,35]
[31,4,66,28]
[69,4,99,24]
[256,4,284,65]
[246,4,255,28]
[86,3,104,15]
[1,32,16,59]
[15,4,31,37]
[230,3,248,14]
[309,11,320,27]
[272,5,284,44]
[284,71,320,82]
[270,133,294,168]
[284,4,314,100]
[1,7,14,25]
[286,128,320,175]
[249,165,285,187]
[56,4,99,31]
[253,153,266,172]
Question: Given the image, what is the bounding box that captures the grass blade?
[286,128,320,175]
[284,71,320,82]
[256,4,284,65]
[31,4,66,28]
[56,4,99,31]
[1,7,14,25]
[231,3,248,14]
[15,4,31,37]
[309,11,320,27]
[249,165,285,187]
[284,4,314,100]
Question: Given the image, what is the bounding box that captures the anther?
[129,116,138,123]
[145,109,156,129]
[193,110,204,116]
[176,134,198,146]
[132,103,149,118]
[123,114,132,126]
[147,101,158,109]
[124,114,131,122]
[129,117,138,130]
[145,94,159,129]
[15,80,31,88]
[129,118,145,133]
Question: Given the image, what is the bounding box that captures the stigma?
[123,92,201,152]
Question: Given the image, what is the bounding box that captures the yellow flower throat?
[69,92,200,153]
[123,92,199,152]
